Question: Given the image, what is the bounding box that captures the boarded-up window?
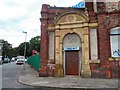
[49,32,54,59]
[90,29,98,60]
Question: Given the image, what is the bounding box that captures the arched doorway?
[63,33,82,76]
[53,12,91,77]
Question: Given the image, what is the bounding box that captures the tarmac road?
[2,62,34,89]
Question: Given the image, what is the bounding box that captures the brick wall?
[90,2,120,78]
[97,12,120,78]
[90,64,100,78]
[40,4,67,76]
[109,61,120,78]
[40,3,120,78]
[39,4,49,76]
[40,4,88,77]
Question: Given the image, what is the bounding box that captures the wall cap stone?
[89,60,100,63]
[109,57,120,61]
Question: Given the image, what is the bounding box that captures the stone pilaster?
[59,43,64,76]
[81,28,91,78]
[54,30,61,77]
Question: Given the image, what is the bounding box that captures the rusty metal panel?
[65,51,79,75]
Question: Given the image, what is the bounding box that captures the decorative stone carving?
[76,15,83,21]
[67,15,75,22]
[58,14,85,24]
[59,17,67,23]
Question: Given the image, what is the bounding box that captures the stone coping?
[109,57,120,61]
[89,60,100,63]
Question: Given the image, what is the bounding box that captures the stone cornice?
[47,22,98,31]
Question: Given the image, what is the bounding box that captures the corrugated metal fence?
[27,54,40,71]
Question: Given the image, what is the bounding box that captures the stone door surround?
[48,11,98,77]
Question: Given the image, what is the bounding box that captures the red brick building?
[39,1,120,78]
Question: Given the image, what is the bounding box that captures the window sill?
[109,57,120,61]
[89,60,100,63]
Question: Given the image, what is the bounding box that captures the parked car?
[3,57,10,63]
[0,56,3,65]
[16,56,25,65]
[16,59,24,65]
[11,57,16,62]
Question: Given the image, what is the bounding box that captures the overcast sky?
[0,0,82,47]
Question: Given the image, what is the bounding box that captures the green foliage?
[28,36,40,56]
[10,47,19,57]
[2,36,40,58]
[18,42,30,57]
[18,36,40,57]
[2,40,12,58]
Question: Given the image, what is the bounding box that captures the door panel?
[65,51,79,75]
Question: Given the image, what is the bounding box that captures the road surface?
[2,62,34,89]
[1,62,115,90]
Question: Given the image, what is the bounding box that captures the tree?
[1,36,41,58]
[28,36,40,56]
[18,42,30,57]
[2,40,12,58]
[10,47,19,57]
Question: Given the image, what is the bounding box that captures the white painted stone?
[90,29,98,60]
[49,32,54,59]
[63,33,81,48]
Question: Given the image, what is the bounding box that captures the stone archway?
[52,12,91,77]
[63,33,82,76]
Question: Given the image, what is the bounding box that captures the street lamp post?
[22,31,27,70]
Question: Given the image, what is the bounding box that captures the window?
[49,32,54,59]
[110,27,120,57]
[90,29,98,60]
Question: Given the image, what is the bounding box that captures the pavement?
[18,63,120,89]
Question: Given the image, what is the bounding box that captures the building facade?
[39,1,120,78]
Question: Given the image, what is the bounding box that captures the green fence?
[27,54,40,71]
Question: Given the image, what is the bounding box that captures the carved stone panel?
[58,14,85,24]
